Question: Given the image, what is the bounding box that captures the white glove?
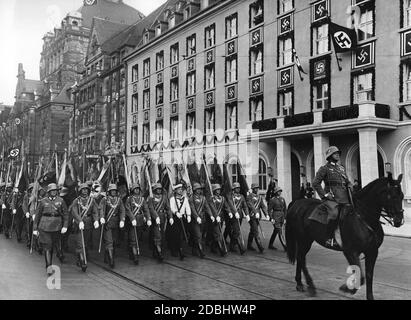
[187,215,191,223]
[131,219,137,227]
[246,215,251,223]
[235,212,240,220]
[197,217,202,224]
[32,214,36,222]
[119,221,125,229]
[216,216,221,223]
[271,219,275,224]
[94,221,99,229]
[156,217,161,225]
[169,218,174,226]
[33,230,39,237]
[25,212,30,219]
[210,216,215,223]
[228,212,233,219]
[256,213,260,220]
[147,220,152,227]
[2,204,6,209]
[61,227,68,234]
[100,218,106,225]
[79,222,85,230]
[176,212,182,219]
[12,209,17,215]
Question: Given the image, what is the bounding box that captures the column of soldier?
[0,178,288,276]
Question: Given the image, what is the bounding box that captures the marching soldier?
[227,182,250,255]
[268,187,287,251]
[210,184,229,256]
[246,183,267,253]
[169,184,191,260]
[147,183,169,262]
[2,183,14,239]
[312,146,353,249]
[189,183,213,258]
[33,184,69,275]
[11,186,25,242]
[0,182,5,233]
[71,183,100,272]
[31,187,47,255]
[100,184,126,269]
[22,183,34,248]
[124,183,151,265]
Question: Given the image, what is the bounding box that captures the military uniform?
[125,185,151,265]
[246,185,267,253]
[71,184,99,270]
[22,185,33,247]
[169,185,191,259]
[0,184,5,233]
[189,183,213,258]
[265,177,277,203]
[210,184,229,256]
[100,184,126,268]
[11,189,25,242]
[268,188,287,250]
[147,184,170,262]
[2,185,14,238]
[30,188,46,254]
[33,184,69,272]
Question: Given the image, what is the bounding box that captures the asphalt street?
[0,221,410,300]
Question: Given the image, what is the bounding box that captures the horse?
[285,173,404,300]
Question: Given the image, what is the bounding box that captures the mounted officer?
[189,183,213,258]
[33,183,69,275]
[246,183,267,253]
[100,184,126,269]
[312,146,353,248]
[268,187,287,251]
[147,183,169,262]
[169,184,191,260]
[71,183,100,272]
[124,183,151,265]
[210,184,228,256]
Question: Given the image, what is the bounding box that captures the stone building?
[125,0,411,223]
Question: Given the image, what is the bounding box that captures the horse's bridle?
[380,208,405,227]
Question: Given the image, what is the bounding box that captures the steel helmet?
[107,184,118,192]
[325,146,341,160]
[232,182,241,189]
[47,183,59,193]
[212,184,222,192]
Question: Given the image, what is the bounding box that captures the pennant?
[292,49,307,80]
[83,0,97,6]
[329,22,357,53]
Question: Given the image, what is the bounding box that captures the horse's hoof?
[307,286,317,297]
[339,284,358,295]
[296,285,305,292]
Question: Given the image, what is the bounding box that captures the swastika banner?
[329,22,357,53]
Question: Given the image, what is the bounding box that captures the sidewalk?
[383,223,411,239]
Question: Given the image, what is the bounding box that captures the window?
[119,100,125,123]
[250,47,263,75]
[279,91,293,116]
[313,83,329,110]
[143,89,150,109]
[186,113,196,137]
[202,0,209,9]
[156,51,164,71]
[111,105,117,123]
[205,108,215,134]
[187,72,196,96]
[279,0,293,14]
[143,58,150,77]
[231,164,238,184]
[170,79,179,101]
[358,9,374,41]
[258,158,267,191]
[354,72,373,103]
[184,7,191,20]
[313,24,329,55]
[88,107,95,126]
[205,24,216,48]
[169,16,176,28]
[170,43,179,64]
[250,0,264,28]
[143,124,150,144]
[226,56,237,83]
[131,127,138,146]
[226,14,238,39]
[205,65,215,90]
[155,121,163,141]
[226,104,238,130]
[250,97,263,121]
[143,33,149,44]
[111,56,118,68]
[120,70,125,90]
[156,25,162,37]
[170,117,179,140]
[156,85,164,105]
[186,34,196,56]
[405,0,411,27]
[404,64,411,102]
[279,38,293,66]
[132,93,138,113]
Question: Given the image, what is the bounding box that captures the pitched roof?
[93,18,131,45]
[79,0,145,28]
[52,84,73,105]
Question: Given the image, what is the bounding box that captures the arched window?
[259,158,267,191]
[231,163,238,184]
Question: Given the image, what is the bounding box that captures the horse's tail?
[286,208,297,265]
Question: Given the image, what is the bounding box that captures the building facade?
[125,0,411,222]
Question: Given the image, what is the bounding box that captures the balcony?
[284,112,314,128]
[252,118,277,132]
[323,105,359,123]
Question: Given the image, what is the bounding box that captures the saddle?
[308,202,353,225]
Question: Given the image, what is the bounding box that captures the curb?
[384,233,411,239]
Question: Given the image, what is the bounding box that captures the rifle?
[80,229,87,265]
[174,196,188,243]
[98,198,119,253]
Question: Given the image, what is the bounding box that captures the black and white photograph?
[0,0,410,306]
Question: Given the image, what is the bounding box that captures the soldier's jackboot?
[132,246,139,265]
[56,247,65,264]
[229,241,238,253]
[247,234,256,251]
[256,238,264,254]
[238,239,246,255]
[155,245,164,262]
[217,241,227,257]
[78,253,87,272]
[197,243,205,259]
[269,230,278,250]
[128,246,134,260]
[179,247,185,261]
[108,249,115,269]
[45,250,53,276]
